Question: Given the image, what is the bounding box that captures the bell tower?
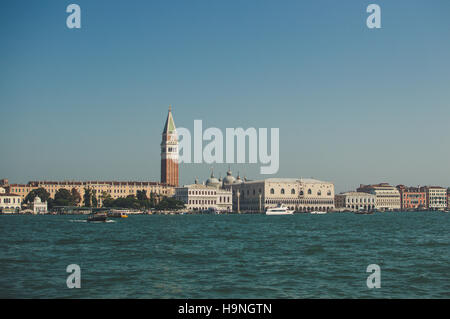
[161,105,179,186]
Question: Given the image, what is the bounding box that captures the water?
[0,212,449,298]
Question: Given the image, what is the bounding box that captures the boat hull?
[266,211,294,216]
[87,216,107,222]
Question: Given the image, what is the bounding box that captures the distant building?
[229,178,335,213]
[175,175,232,212]
[8,181,174,207]
[31,196,47,214]
[335,192,376,212]
[396,185,427,210]
[357,183,401,211]
[424,186,447,210]
[447,188,450,210]
[0,187,21,213]
[161,106,179,187]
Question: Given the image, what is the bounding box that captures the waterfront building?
[228,177,335,213]
[0,187,21,213]
[335,192,376,212]
[161,106,179,187]
[357,183,401,211]
[175,176,232,212]
[30,196,47,214]
[396,185,427,210]
[447,188,450,210]
[424,186,447,210]
[7,180,175,207]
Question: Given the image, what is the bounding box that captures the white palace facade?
[228,177,335,213]
[175,173,232,212]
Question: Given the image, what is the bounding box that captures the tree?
[53,188,73,207]
[137,190,147,201]
[150,192,155,207]
[25,188,50,204]
[83,187,92,207]
[155,196,185,210]
[92,189,98,208]
[100,191,113,207]
[71,188,81,205]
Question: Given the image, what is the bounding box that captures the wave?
[68,219,115,223]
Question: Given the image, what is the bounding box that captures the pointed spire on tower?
[163,105,176,134]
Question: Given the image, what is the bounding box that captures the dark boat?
[87,212,108,222]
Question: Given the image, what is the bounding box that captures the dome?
[206,171,220,188]
[234,173,243,184]
[34,196,42,203]
[222,168,236,186]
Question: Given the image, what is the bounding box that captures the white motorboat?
[266,203,294,215]
[310,211,327,215]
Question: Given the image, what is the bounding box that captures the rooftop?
[0,193,20,197]
[338,192,375,197]
[242,178,331,184]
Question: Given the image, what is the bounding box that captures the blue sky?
[1,0,449,192]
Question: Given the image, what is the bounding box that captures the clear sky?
[1,0,449,192]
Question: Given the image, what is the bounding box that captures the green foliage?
[24,188,50,204]
[71,188,81,205]
[53,189,73,207]
[101,192,185,211]
[136,190,147,201]
[155,197,185,210]
[92,190,98,208]
[83,187,98,207]
[52,188,83,207]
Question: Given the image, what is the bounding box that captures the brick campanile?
[161,105,179,187]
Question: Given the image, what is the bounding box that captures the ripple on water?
[0,213,449,298]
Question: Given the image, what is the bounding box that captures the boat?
[87,212,108,222]
[266,203,294,215]
[107,211,128,218]
[310,211,327,215]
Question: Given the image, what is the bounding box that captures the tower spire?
[161,105,179,186]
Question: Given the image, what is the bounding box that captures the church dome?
[206,171,220,188]
[234,173,243,184]
[222,168,236,185]
[34,196,42,203]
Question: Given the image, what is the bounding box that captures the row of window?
[264,199,334,205]
[218,197,230,203]
[269,188,332,196]
[346,204,376,209]
[1,198,20,204]
[189,199,216,205]
[235,188,333,196]
[346,198,375,204]
[189,190,216,196]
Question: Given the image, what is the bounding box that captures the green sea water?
[0,212,449,298]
